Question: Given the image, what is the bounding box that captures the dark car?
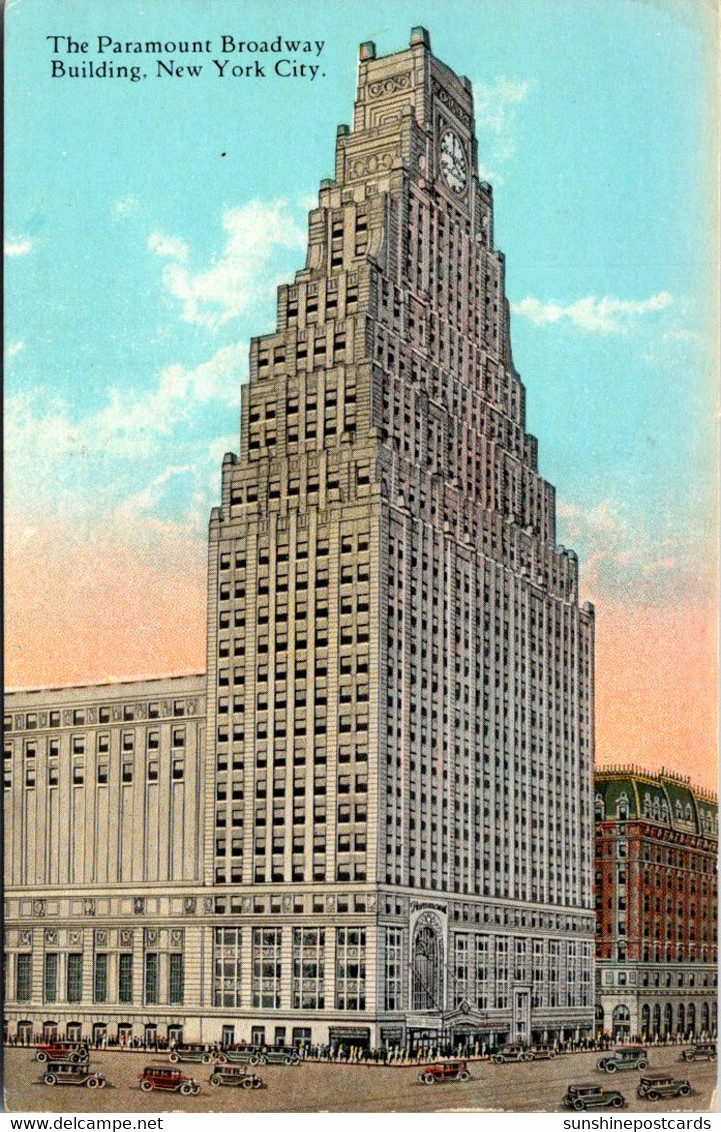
[418,1060,471,1084]
[529,1044,557,1060]
[138,1066,201,1095]
[493,1043,533,1064]
[169,1044,214,1064]
[597,1047,648,1073]
[36,1042,89,1064]
[42,1061,105,1089]
[209,1065,264,1089]
[249,1047,301,1066]
[681,1042,716,1062]
[637,1073,691,1100]
[563,1084,625,1111]
[214,1046,255,1065]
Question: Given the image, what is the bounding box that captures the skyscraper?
[4,28,595,1051]
[204,28,595,1048]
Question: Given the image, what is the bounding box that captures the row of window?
[5,701,192,732]
[12,952,184,1006]
[213,927,365,1011]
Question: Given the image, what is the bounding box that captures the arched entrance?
[664,1003,673,1036]
[411,913,444,1011]
[701,1003,710,1034]
[641,1004,650,1039]
[677,1004,685,1036]
[612,1004,631,1040]
[688,1003,696,1036]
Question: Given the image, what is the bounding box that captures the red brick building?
[594,766,717,1040]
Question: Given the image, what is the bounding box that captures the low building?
[594,766,717,1041]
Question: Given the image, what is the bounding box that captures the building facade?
[594,766,718,1041]
[4,29,596,1050]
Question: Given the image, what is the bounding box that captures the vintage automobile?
[138,1066,201,1095]
[42,1061,105,1089]
[36,1042,89,1064]
[637,1073,691,1100]
[563,1084,626,1111]
[681,1042,716,1062]
[248,1047,301,1066]
[528,1044,557,1060]
[209,1065,264,1089]
[492,1043,533,1064]
[597,1047,649,1073]
[168,1043,214,1064]
[214,1046,255,1065]
[418,1060,471,1084]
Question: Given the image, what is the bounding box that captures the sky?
[5,0,718,792]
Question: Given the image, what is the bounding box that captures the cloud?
[148,231,189,261]
[4,236,32,256]
[557,497,715,607]
[6,341,25,358]
[5,341,246,474]
[512,291,672,333]
[158,200,306,329]
[114,195,141,219]
[471,77,533,179]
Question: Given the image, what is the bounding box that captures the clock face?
[440,129,468,194]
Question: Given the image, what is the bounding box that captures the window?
[169,953,184,1005]
[144,953,158,1005]
[292,928,325,1009]
[335,927,366,1010]
[16,954,31,1002]
[94,954,108,1003]
[118,954,133,1003]
[252,928,282,1009]
[214,928,242,1008]
[385,928,402,1011]
[67,954,83,1003]
[44,953,58,1004]
[495,938,509,1009]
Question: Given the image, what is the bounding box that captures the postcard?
[4,0,718,1117]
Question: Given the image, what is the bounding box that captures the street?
[3,1045,717,1113]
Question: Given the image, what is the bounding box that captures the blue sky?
[5,0,718,782]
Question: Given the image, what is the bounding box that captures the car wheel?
[612,1096,624,1108]
[87,1078,99,1089]
[140,1080,153,1092]
[216,1053,227,1064]
[70,1053,80,1063]
[169,1053,179,1064]
[180,1083,193,1096]
[253,1078,263,1090]
[249,1055,260,1066]
[679,1086,690,1097]
[573,1100,585,1111]
[646,1091,659,1101]
[96,1079,106,1090]
[523,1054,533,1062]
[548,1052,556,1059]
[493,1056,504,1064]
[638,1061,648,1070]
[242,1077,254,1089]
[422,1073,435,1085]
[457,1070,470,1082]
[605,1064,617,1074]
[210,1075,221,1087]
[283,1056,294,1065]
[37,1053,48,1063]
[44,1074,57,1086]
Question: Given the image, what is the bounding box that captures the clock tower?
[206,28,595,1050]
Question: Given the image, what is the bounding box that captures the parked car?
[214,1046,255,1065]
[418,1060,471,1084]
[563,1084,626,1111]
[249,1047,301,1066]
[36,1042,89,1064]
[138,1066,201,1095]
[169,1044,213,1064]
[681,1042,716,1062]
[529,1044,557,1060]
[42,1061,105,1089]
[493,1044,533,1064]
[597,1047,648,1073]
[637,1074,691,1101]
[209,1065,264,1089]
